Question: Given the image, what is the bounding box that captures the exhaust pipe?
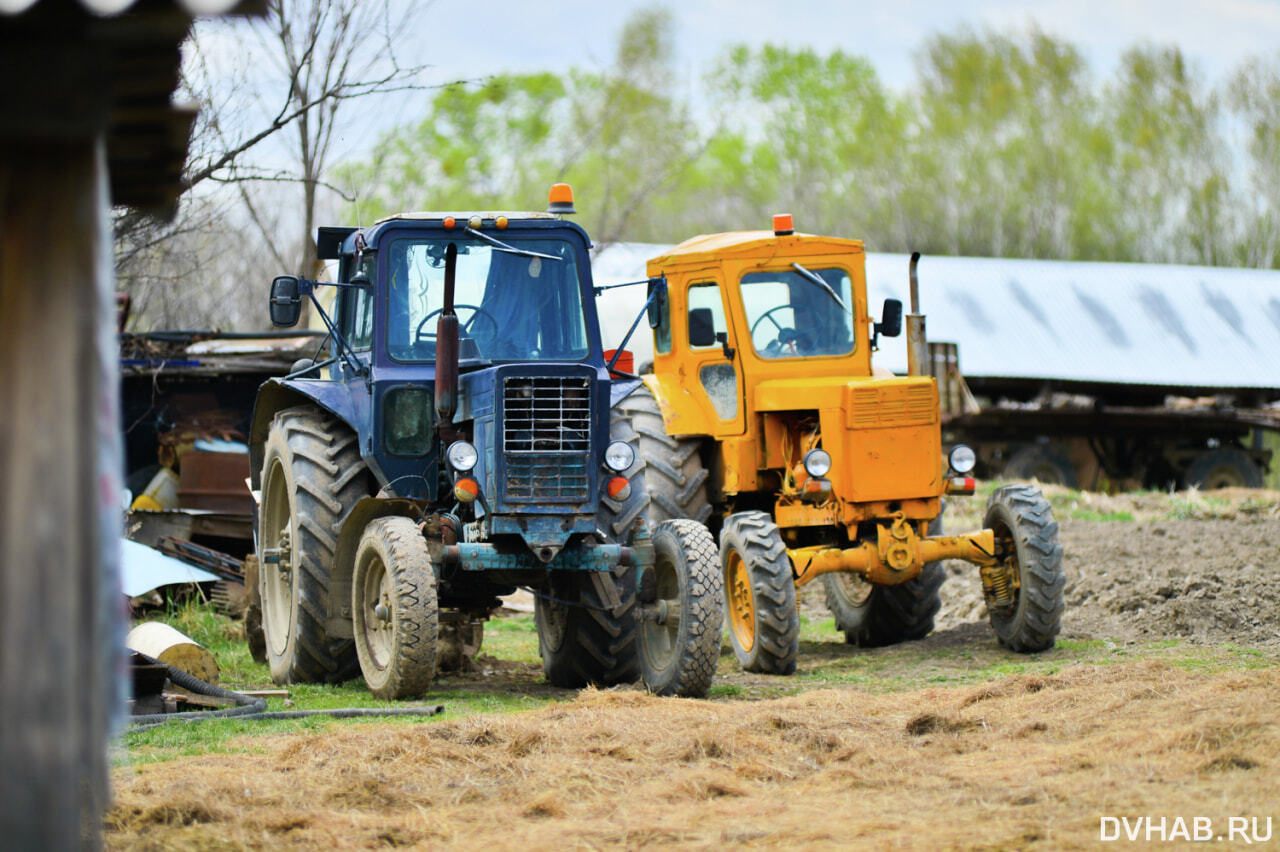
[435,242,459,425]
[906,251,927,377]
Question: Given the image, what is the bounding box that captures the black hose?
[128,655,444,731]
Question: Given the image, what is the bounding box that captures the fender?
[325,496,425,638]
[248,377,380,492]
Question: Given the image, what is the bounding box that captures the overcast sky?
[417,0,1280,90]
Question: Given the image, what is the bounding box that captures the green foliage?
[333,13,1280,269]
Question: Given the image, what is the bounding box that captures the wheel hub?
[725,551,756,652]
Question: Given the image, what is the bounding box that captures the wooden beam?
[0,137,121,850]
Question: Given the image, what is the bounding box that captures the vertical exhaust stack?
[906,251,928,377]
[435,242,459,426]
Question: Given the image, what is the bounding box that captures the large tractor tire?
[983,484,1065,652]
[616,384,712,525]
[822,516,945,647]
[535,566,641,688]
[351,516,439,699]
[259,405,371,684]
[1182,448,1264,490]
[1002,444,1077,488]
[719,511,799,675]
[637,520,723,697]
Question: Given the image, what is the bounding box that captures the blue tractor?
[250,186,722,699]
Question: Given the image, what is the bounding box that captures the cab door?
[680,277,746,437]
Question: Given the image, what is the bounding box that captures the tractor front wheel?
[637,520,723,697]
[983,484,1065,652]
[351,516,439,699]
[719,511,799,675]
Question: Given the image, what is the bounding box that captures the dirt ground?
[107,489,1280,850]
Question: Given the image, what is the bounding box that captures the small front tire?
[352,517,439,699]
[984,484,1065,652]
[719,511,799,675]
[637,520,723,697]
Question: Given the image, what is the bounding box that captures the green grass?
[119,604,557,765]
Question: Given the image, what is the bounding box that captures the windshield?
[384,237,590,363]
[741,267,855,358]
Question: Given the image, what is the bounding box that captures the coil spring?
[980,559,1016,610]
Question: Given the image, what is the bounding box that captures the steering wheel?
[414,304,500,343]
[750,304,814,355]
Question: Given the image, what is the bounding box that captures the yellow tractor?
[620,216,1064,673]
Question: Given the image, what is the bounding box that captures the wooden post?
[0,137,122,849]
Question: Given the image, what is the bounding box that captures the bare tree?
[116,0,437,330]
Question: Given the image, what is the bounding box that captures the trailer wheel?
[822,516,945,647]
[719,511,799,675]
[1182,448,1264,490]
[637,520,723,697]
[983,484,1064,652]
[351,517,439,699]
[617,384,712,527]
[1002,444,1077,488]
[259,406,371,684]
[535,565,641,688]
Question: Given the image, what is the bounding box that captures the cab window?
[741,267,854,358]
[687,281,728,350]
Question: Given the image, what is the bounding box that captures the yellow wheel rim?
[725,550,756,652]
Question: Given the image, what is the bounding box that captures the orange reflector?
[773,213,794,235]
[547,183,576,214]
[443,216,456,230]
[495,216,508,229]
[606,476,631,501]
[454,478,480,503]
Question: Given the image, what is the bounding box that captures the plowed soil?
[107,489,1280,850]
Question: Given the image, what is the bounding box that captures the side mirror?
[876,298,902,339]
[689,307,716,347]
[269,276,302,328]
[646,280,667,329]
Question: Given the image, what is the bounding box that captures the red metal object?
[177,451,252,514]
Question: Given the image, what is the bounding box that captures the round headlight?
[948,444,976,474]
[446,440,478,473]
[803,448,832,478]
[603,440,636,473]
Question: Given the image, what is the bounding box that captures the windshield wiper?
[791,262,847,310]
[465,227,561,261]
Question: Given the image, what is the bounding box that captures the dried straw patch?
[107,661,1280,849]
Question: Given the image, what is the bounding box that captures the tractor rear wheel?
[259,405,371,684]
[983,484,1065,652]
[822,515,945,647]
[1002,444,1077,488]
[719,511,799,675]
[1182,448,1264,490]
[617,385,712,526]
[535,566,641,688]
[637,520,723,697]
[352,516,439,699]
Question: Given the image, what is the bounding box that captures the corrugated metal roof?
[1,0,265,212]
[0,0,251,15]
[593,242,1280,391]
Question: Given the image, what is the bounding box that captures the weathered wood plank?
[0,138,121,850]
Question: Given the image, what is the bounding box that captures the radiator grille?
[848,384,937,429]
[502,376,591,501]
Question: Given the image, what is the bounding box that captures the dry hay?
[107,661,1280,849]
